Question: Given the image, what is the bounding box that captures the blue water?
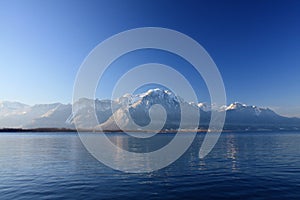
[0,132,300,200]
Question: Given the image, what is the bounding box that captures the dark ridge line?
[0,128,76,132]
[0,128,299,133]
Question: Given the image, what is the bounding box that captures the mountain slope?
[0,89,299,131]
[224,102,300,130]
[24,104,73,128]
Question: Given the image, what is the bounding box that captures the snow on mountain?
[68,98,120,129]
[0,88,299,130]
[0,102,62,128]
[117,88,182,107]
[76,92,300,131]
[223,101,299,130]
[24,104,72,128]
[96,88,199,130]
[98,89,181,130]
[225,102,269,117]
[0,101,30,116]
[0,101,28,110]
[226,102,246,110]
[0,101,31,128]
[197,103,211,112]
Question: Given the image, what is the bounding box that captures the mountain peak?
[197,103,211,112]
[1,90,299,130]
[118,88,181,107]
[225,102,265,116]
[226,102,248,110]
[0,101,29,109]
[140,88,174,98]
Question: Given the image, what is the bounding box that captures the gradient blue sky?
[0,0,300,117]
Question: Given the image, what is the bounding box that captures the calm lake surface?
[0,132,300,200]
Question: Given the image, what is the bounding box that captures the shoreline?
[0,128,299,133]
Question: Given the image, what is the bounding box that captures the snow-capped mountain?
[96,88,200,130]
[24,103,73,128]
[0,101,30,116]
[0,88,299,131]
[224,102,300,130]
[226,102,263,115]
[68,98,120,129]
[197,103,211,112]
[0,102,71,128]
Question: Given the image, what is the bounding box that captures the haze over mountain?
[1,89,299,131]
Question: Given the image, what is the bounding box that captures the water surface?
[0,132,300,199]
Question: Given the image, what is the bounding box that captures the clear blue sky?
[0,0,299,117]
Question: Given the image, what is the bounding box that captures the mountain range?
[1,88,300,132]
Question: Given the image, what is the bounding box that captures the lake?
[0,132,300,199]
